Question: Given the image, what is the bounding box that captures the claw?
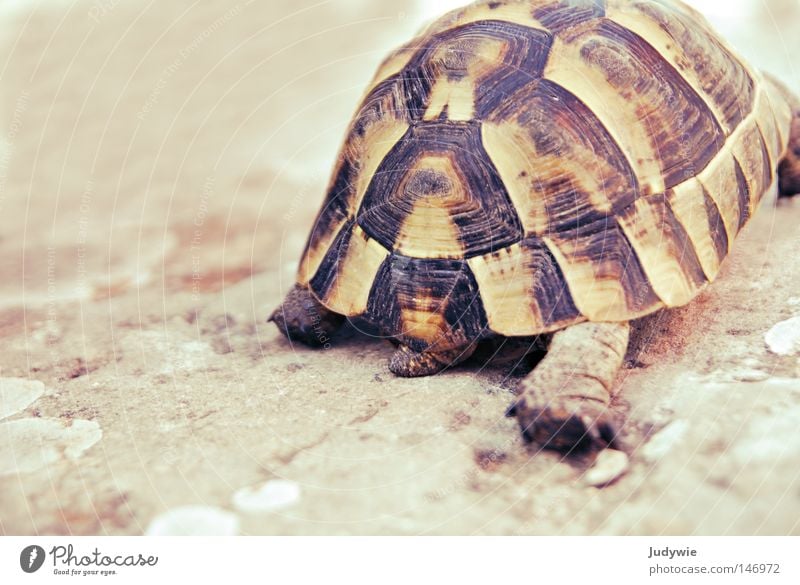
[598,419,621,450]
[583,415,611,445]
[520,418,536,444]
[584,419,602,443]
[511,398,621,453]
[508,399,539,443]
[504,400,519,418]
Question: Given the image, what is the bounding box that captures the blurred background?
[1,1,799,536]
[0,0,797,310]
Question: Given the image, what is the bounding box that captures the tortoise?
[270,0,800,451]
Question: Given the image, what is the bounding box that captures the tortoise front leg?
[508,321,630,451]
[269,284,344,347]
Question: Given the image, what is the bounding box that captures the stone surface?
[146,506,240,536]
[232,480,301,513]
[0,418,102,476]
[0,378,45,420]
[583,450,630,488]
[639,420,691,463]
[765,317,800,356]
[0,0,799,535]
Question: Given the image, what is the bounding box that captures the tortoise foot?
[510,321,630,452]
[508,396,619,452]
[388,343,476,377]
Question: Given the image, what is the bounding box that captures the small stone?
[232,479,301,513]
[583,449,629,487]
[730,368,770,382]
[146,506,239,536]
[765,317,800,356]
[0,378,45,420]
[741,357,761,368]
[640,419,689,463]
[704,368,770,384]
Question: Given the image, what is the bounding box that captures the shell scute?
[296,0,790,348]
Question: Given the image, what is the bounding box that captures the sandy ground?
[1,0,799,535]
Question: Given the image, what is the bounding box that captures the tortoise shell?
[293,0,794,350]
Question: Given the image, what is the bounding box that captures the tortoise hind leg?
[508,321,630,452]
[269,284,344,347]
[389,341,477,377]
[778,92,800,197]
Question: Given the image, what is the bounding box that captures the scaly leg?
[388,341,477,377]
[508,321,630,451]
[269,284,344,347]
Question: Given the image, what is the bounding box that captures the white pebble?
[731,368,770,382]
[0,378,45,420]
[146,506,239,536]
[765,317,800,356]
[232,479,301,513]
[583,449,629,487]
[0,418,102,476]
[640,419,689,463]
[704,368,770,384]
